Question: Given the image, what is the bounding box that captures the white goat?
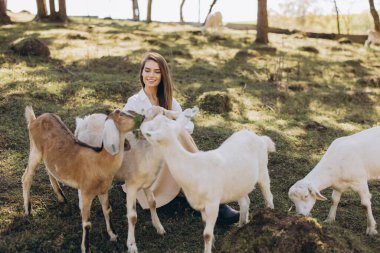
[74,107,187,253]
[202,11,223,33]
[364,29,380,48]
[22,106,137,253]
[140,108,275,253]
[288,126,380,235]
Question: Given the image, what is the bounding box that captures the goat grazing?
[364,29,380,48]
[74,106,191,253]
[288,126,380,235]
[202,11,223,33]
[22,106,137,252]
[140,108,275,253]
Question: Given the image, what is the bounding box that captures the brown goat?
[22,106,136,253]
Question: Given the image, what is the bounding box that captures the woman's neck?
[144,87,159,106]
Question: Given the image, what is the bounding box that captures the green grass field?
[1,12,380,252]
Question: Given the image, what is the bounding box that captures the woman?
[123,52,239,225]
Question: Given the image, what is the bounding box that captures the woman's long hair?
[139,52,173,110]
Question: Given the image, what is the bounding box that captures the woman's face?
[142,60,162,88]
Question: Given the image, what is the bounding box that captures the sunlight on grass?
[1,13,380,253]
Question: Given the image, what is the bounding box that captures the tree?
[256,0,268,44]
[180,0,186,23]
[146,0,152,23]
[279,0,320,29]
[58,0,68,22]
[369,0,380,31]
[132,0,140,21]
[333,0,340,34]
[203,0,217,24]
[35,0,68,22]
[0,0,12,24]
[49,0,57,20]
[35,0,48,20]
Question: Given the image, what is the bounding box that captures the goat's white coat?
[75,113,107,147]
[288,126,380,235]
[202,11,223,33]
[365,30,380,48]
[140,108,275,253]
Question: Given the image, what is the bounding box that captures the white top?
[122,89,194,134]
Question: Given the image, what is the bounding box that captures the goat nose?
[115,109,121,114]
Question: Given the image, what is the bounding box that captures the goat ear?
[175,107,198,128]
[308,185,327,201]
[187,107,199,118]
[75,117,84,128]
[102,119,120,155]
[74,117,84,137]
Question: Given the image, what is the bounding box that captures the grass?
[1,12,380,252]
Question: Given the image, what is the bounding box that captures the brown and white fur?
[74,106,197,253]
[22,106,136,253]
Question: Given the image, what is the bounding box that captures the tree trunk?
[49,0,56,15]
[180,0,185,23]
[0,0,11,24]
[132,0,140,21]
[333,0,340,34]
[203,0,217,25]
[255,0,268,44]
[35,0,48,21]
[58,0,68,22]
[369,0,380,31]
[48,0,59,20]
[146,0,152,23]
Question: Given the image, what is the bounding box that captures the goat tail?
[25,106,36,126]
[261,136,276,153]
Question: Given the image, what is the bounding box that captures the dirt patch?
[343,59,362,67]
[207,34,229,42]
[288,82,306,91]
[198,92,232,114]
[144,38,169,47]
[298,46,319,54]
[235,49,258,58]
[357,76,380,88]
[218,209,366,253]
[9,37,50,57]
[90,56,128,68]
[171,49,192,59]
[66,33,88,40]
[305,121,327,131]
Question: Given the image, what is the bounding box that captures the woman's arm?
[122,96,138,113]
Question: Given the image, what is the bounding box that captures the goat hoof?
[323,218,335,223]
[109,234,118,242]
[238,220,249,228]
[157,227,166,235]
[366,228,378,236]
[127,243,138,253]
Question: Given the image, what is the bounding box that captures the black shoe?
[217,204,239,225]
